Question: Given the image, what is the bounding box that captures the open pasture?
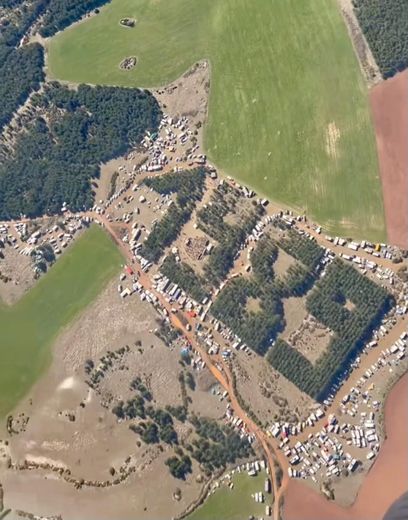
[47,0,385,242]
[188,470,271,520]
[0,225,122,417]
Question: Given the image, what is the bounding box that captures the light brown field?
[0,278,225,519]
[370,70,408,248]
[283,372,408,520]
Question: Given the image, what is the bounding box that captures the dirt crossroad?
[96,209,406,520]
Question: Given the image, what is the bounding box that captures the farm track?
[91,199,404,520]
[0,170,404,519]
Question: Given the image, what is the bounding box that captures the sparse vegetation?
[165,454,192,480]
[188,416,254,475]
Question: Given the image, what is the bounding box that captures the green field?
[47,0,385,241]
[188,471,271,520]
[0,225,122,417]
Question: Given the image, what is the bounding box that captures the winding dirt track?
[82,178,408,520]
[370,71,408,249]
[95,215,285,520]
[94,204,405,520]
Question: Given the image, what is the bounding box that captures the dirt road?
[96,214,284,519]
[97,209,406,520]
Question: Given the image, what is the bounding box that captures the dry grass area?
[281,296,308,340]
[0,247,34,305]
[246,297,262,314]
[286,314,333,365]
[233,352,314,426]
[273,247,296,278]
[0,278,225,519]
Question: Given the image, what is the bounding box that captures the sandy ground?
[283,372,408,520]
[0,278,225,519]
[370,70,408,249]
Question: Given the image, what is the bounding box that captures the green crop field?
[188,471,271,520]
[48,0,385,242]
[0,225,122,418]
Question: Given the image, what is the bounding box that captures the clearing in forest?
[47,0,385,242]
[0,225,122,417]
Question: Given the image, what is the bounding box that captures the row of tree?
[267,259,393,400]
[277,228,324,271]
[140,168,206,262]
[196,183,265,285]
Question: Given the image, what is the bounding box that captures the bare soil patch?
[0,247,33,305]
[233,353,313,426]
[246,297,262,314]
[287,315,332,365]
[273,248,296,278]
[0,278,224,519]
[370,70,408,248]
[281,296,308,340]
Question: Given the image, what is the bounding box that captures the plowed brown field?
[283,373,408,520]
[370,71,408,248]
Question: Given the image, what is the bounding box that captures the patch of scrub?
[119,56,137,70]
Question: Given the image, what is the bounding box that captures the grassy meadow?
[188,470,271,520]
[47,0,385,241]
[0,225,122,417]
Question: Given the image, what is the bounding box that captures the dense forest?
[0,0,46,129]
[212,277,284,355]
[39,0,110,37]
[0,83,161,218]
[0,0,158,219]
[0,0,113,130]
[353,0,408,78]
[267,259,393,400]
